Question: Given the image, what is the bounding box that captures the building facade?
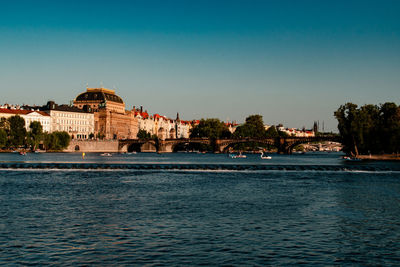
[73,88,138,139]
[0,108,51,132]
[277,125,315,137]
[42,102,94,139]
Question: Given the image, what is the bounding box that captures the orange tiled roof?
[0,108,50,116]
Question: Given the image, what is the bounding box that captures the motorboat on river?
[100,153,112,157]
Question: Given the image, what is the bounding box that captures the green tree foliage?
[278,129,289,137]
[28,121,43,150]
[231,115,270,151]
[44,131,71,151]
[0,117,9,130]
[8,115,26,147]
[234,115,266,138]
[265,126,279,138]
[334,102,400,155]
[0,129,7,148]
[137,129,152,139]
[380,102,400,153]
[190,119,231,139]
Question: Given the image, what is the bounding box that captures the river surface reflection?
[1,152,399,265]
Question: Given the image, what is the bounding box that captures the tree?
[28,121,43,150]
[44,131,71,151]
[56,131,71,149]
[190,119,231,139]
[334,103,360,155]
[0,117,9,130]
[358,104,380,154]
[137,129,151,139]
[265,126,279,138]
[234,115,266,138]
[8,115,26,148]
[334,102,400,155]
[379,102,400,153]
[0,129,7,148]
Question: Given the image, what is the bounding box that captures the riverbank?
[357,154,400,161]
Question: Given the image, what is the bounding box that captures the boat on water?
[260,152,272,159]
[100,153,112,157]
[343,156,361,161]
[230,152,247,159]
[19,151,26,156]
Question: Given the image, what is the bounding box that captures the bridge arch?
[280,136,342,154]
[127,143,142,152]
[218,139,276,153]
[170,139,211,152]
[119,139,158,153]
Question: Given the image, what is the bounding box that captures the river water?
[1,152,400,265]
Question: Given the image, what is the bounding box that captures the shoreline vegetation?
[335,102,400,161]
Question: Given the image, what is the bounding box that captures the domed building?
[74,88,125,114]
[73,87,138,140]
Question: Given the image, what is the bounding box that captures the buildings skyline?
[1,86,318,140]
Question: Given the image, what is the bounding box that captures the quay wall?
[64,140,121,153]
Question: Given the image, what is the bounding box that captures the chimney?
[140,106,143,113]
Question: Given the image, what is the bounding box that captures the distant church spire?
[176,112,180,121]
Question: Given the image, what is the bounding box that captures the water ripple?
[1,155,400,265]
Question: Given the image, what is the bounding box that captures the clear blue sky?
[1,0,399,131]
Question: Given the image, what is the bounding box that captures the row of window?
[56,119,92,125]
[56,126,93,132]
[54,112,92,119]
[25,119,50,125]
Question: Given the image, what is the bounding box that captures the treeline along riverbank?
[335,102,400,158]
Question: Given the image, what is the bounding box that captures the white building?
[0,108,51,132]
[134,110,155,136]
[176,120,191,138]
[42,102,94,139]
[278,126,315,137]
[133,108,191,139]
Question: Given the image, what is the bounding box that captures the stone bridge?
[119,136,341,154]
[118,138,211,153]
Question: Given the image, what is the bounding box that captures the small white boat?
[260,152,272,159]
[100,153,112,157]
[230,152,247,159]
